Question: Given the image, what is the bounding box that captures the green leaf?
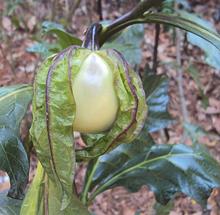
[186,13,220,71]
[81,133,154,204]
[102,24,144,66]
[143,10,220,52]
[143,74,173,132]
[0,192,23,215]
[0,85,33,134]
[0,85,32,199]
[42,21,82,48]
[84,142,220,206]
[26,42,59,58]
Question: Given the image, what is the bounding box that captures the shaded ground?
[0,0,220,214]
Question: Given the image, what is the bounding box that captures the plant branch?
[99,0,164,45]
[97,0,103,21]
[98,10,220,52]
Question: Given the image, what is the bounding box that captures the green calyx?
[26,46,147,213]
[31,46,147,161]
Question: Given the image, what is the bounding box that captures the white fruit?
[72,53,118,133]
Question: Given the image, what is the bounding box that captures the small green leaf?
[26,42,58,58]
[144,74,173,132]
[103,24,144,66]
[85,142,220,206]
[0,192,23,215]
[42,21,82,48]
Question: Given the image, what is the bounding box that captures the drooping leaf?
[143,10,220,52]
[143,74,173,132]
[186,13,220,71]
[42,21,82,48]
[0,85,32,199]
[0,192,23,215]
[84,142,220,206]
[102,24,144,66]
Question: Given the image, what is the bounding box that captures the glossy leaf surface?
[143,74,173,132]
[85,142,220,206]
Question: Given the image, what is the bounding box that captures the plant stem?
[80,159,99,205]
[152,23,160,73]
[97,0,103,21]
[99,0,164,45]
